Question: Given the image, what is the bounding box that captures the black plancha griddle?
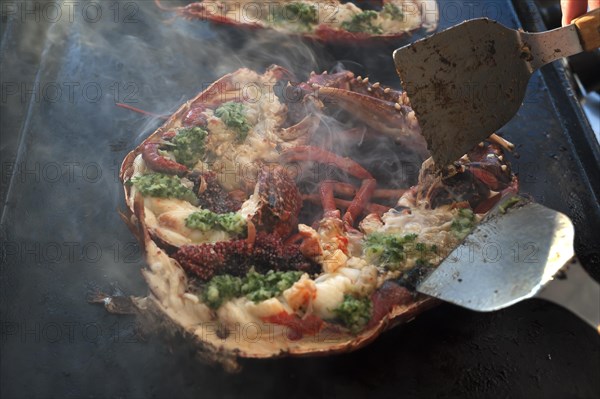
[1,1,599,397]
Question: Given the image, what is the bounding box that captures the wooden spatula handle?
[573,8,600,51]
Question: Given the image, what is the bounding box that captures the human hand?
[561,0,600,25]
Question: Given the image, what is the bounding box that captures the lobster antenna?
[154,0,178,11]
[115,103,169,120]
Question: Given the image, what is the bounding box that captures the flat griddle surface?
[1,1,599,397]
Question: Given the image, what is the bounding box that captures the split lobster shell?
[156,0,440,44]
[118,65,516,371]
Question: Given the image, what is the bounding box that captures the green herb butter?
[451,208,476,239]
[341,11,383,35]
[202,270,303,308]
[214,102,251,142]
[185,209,246,235]
[241,270,303,302]
[334,295,372,333]
[170,126,207,168]
[382,3,404,19]
[202,275,243,309]
[279,2,318,26]
[131,173,197,204]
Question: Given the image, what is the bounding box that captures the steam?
[0,0,434,286]
[0,2,430,382]
[0,2,329,285]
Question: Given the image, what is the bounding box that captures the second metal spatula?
[393,9,600,167]
[417,197,600,332]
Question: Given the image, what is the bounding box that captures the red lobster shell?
[118,65,517,371]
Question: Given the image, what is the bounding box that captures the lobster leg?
[141,142,188,176]
[282,146,380,226]
[276,113,322,151]
[280,146,373,180]
[319,181,340,219]
[330,182,407,202]
[303,195,390,216]
[343,179,377,226]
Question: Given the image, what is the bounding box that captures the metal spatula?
[393,9,600,167]
[417,197,600,332]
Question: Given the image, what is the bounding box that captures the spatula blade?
[417,199,575,311]
[393,19,531,166]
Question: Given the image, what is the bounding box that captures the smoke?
[0,0,433,287]
[0,1,431,391]
[1,0,431,255]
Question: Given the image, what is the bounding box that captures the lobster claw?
[294,70,428,157]
[468,162,512,192]
[466,143,513,191]
[276,91,323,146]
[418,143,517,212]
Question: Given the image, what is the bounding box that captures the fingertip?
[560,0,569,25]
[560,0,590,25]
